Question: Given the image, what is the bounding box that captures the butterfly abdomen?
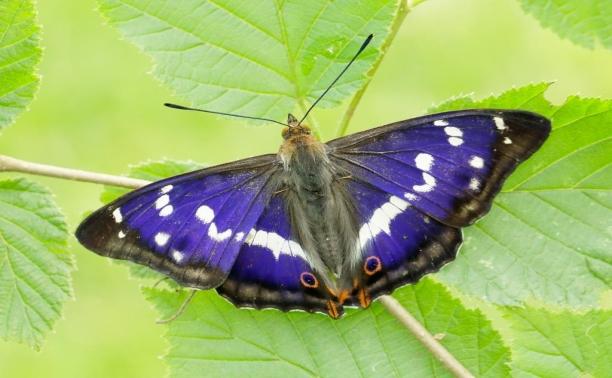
[280,134,360,289]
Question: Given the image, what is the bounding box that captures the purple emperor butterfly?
[77,35,550,318]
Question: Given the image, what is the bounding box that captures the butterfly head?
[282,113,312,140]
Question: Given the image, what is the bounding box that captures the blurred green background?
[1,0,611,377]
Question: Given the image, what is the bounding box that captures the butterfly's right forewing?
[76,154,280,289]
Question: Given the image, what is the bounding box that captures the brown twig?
[379,296,474,378]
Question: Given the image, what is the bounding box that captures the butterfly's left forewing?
[76,154,280,289]
[329,110,551,227]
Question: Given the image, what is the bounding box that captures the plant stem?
[0,155,149,189]
[335,0,413,138]
[379,296,474,378]
[1,153,472,376]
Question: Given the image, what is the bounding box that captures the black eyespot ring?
[300,272,319,288]
[364,256,382,276]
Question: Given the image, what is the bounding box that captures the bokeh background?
[1,0,611,377]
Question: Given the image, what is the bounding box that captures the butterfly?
[76,35,551,319]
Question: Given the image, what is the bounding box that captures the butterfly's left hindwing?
[76,154,279,289]
[343,179,461,306]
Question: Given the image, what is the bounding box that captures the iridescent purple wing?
[76,155,280,289]
[344,179,461,306]
[329,110,551,227]
[329,110,549,304]
[217,194,340,317]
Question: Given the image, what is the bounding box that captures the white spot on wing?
[155,232,170,246]
[444,126,463,137]
[469,178,481,191]
[404,192,417,201]
[246,229,308,262]
[244,229,256,244]
[434,119,449,126]
[370,207,392,234]
[112,208,122,223]
[155,194,170,210]
[503,137,512,144]
[118,230,126,239]
[234,232,245,242]
[196,205,215,224]
[208,223,232,241]
[390,195,409,211]
[448,136,464,146]
[469,156,484,169]
[493,116,506,130]
[171,250,184,263]
[159,205,173,217]
[252,230,267,247]
[357,195,408,249]
[415,153,434,171]
[160,184,173,194]
[413,172,436,192]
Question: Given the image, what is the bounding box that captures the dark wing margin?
[328,109,551,227]
[76,154,280,289]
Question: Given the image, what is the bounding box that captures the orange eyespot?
[300,272,319,288]
[364,256,382,276]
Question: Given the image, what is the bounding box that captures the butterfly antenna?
[164,103,291,127]
[298,34,373,126]
[156,289,197,324]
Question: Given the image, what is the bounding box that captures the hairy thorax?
[278,129,359,290]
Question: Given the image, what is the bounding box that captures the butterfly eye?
[364,256,382,276]
[281,127,290,139]
[300,272,319,288]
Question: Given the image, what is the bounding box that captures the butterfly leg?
[273,187,289,195]
[156,290,197,324]
[325,300,342,319]
[153,276,170,288]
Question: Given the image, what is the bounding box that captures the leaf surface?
[0,179,73,349]
[502,306,611,377]
[518,0,612,50]
[146,279,509,377]
[0,0,41,130]
[97,0,403,122]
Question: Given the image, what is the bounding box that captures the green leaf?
[0,0,41,130]
[502,306,611,377]
[96,0,402,123]
[517,0,612,50]
[100,159,204,281]
[0,178,74,349]
[434,83,612,308]
[146,278,509,377]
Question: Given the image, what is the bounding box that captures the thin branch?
[0,153,473,376]
[0,155,149,189]
[379,296,474,378]
[335,0,414,138]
